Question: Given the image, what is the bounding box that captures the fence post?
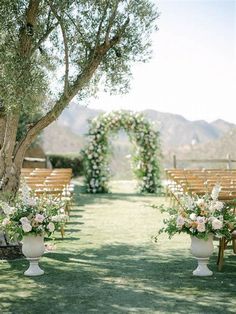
[173,155,177,169]
[227,154,232,169]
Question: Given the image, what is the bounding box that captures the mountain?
[42,122,85,154]
[41,104,236,175]
[58,103,103,135]
[210,119,235,134]
[182,128,236,159]
[57,104,235,149]
[142,110,234,150]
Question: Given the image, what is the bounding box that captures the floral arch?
[83,111,161,193]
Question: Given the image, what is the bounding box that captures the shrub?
[47,154,84,177]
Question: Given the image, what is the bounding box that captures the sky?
[88,0,236,123]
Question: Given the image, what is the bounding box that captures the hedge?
[47,154,84,177]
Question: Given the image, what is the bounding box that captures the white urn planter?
[22,234,45,276]
[190,234,214,276]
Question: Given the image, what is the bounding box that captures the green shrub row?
[47,154,84,177]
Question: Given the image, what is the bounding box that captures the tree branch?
[108,16,130,48]
[19,0,41,57]
[105,0,120,45]
[64,12,92,51]
[31,22,59,56]
[95,1,110,50]
[14,14,130,167]
[48,1,69,96]
[13,48,106,166]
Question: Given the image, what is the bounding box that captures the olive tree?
[0,0,158,196]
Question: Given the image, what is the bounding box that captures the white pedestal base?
[193,258,213,277]
[24,258,44,276]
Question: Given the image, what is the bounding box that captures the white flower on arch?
[83,111,161,194]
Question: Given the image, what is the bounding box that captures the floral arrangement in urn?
[0,184,67,241]
[158,184,236,240]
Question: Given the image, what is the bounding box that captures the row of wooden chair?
[20,168,74,238]
[165,168,236,271]
[165,168,236,204]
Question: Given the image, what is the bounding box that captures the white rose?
[197,216,206,224]
[47,222,55,232]
[52,214,67,222]
[51,215,59,222]
[176,216,185,228]
[22,223,32,233]
[35,214,45,223]
[197,223,206,232]
[189,213,197,220]
[26,197,37,206]
[20,217,30,224]
[212,219,223,230]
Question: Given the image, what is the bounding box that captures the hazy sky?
[89,0,236,123]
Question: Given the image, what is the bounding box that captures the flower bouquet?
[157,184,236,276]
[0,184,67,241]
[159,184,236,240]
[0,184,68,276]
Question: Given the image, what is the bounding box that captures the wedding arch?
[83,111,161,193]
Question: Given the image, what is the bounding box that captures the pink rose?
[197,223,206,232]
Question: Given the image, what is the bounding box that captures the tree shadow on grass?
[73,184,160,208]
[1,244,235,314]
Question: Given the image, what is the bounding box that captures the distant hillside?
[210,119,235,134]
[181,128,236,159]
[57,104,235,149]
[142,110,235,150]
[42,122,85,154]
[41,104,236,176]
[58,103,103,135]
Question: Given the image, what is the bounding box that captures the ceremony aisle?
[0,180,235,314]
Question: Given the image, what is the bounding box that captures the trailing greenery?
[83,111,162,193]
[48,153,83,177]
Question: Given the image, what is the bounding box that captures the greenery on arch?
[83,111,162,194]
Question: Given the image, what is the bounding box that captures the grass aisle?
[0,180,235,314]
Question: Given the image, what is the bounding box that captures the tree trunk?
[0,4,129,251]
[0,111,20,198]
[0,144,23,249]
[0,160,21,199]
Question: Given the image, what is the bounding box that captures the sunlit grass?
[0,180,235,314]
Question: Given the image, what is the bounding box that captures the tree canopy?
[0,0,159,194]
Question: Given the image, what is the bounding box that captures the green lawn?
[0,180,235,314]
